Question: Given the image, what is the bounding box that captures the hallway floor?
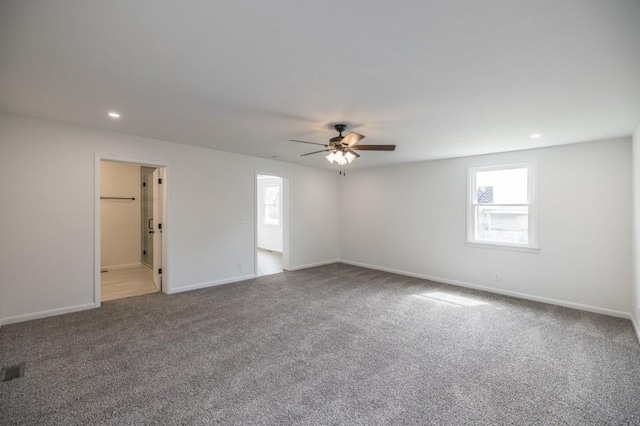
[257,249,283,276]
[101,265,158,301]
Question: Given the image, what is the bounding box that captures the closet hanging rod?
[100,196,136,200]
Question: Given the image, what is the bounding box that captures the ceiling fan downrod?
[330,124,347,144]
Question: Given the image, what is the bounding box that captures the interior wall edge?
[631,316,640,345]
[632,122,640,334]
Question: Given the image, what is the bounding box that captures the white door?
[152,168,163,290]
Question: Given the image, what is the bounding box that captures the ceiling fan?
[290,124,396,167]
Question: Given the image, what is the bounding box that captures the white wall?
[0,112,633,326]
[632,124,640,335]
[0,113,339,324]
[339,138,632,316]
[257,175,283,252]
[100,162,141,268]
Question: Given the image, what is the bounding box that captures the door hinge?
[142,182,146,187]
[143,250,146,255]
[158,178,162,184]
[158,268,162,274]
[158,223,162,230]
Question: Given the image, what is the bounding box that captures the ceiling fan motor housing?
[329,124,348,149]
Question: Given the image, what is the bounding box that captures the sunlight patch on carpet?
[413,291,488,307]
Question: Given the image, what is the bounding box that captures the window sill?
[466,241,540,254]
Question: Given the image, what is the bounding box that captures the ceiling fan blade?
[300,149,330,156]
[341,132,365,147]
[290,139,327,147]
[353,144,396,151]
[347,148,360,158]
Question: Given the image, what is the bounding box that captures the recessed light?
[108,111,121,119]
[530,133,541,139]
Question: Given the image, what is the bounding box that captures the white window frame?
[466,162,539,253]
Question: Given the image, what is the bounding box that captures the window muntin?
[467,164,537,250]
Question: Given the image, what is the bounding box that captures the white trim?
[286,259,339,271]
[465,241,540,254]
[0,303,97,326]
[94,155,101,307]
[100,263,143,271]
[467,162,539,251]
[340,259,631,319]
[166,274,256,294]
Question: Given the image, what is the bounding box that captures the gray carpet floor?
[1,263,640,425]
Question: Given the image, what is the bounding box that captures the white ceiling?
[1,0,639,169]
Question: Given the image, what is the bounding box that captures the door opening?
[256,174,285,276]
[98,160,166,302]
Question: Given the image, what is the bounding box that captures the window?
[467,163,538,252]
[264,184,281,226]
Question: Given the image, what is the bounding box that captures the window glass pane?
[265,186,280,205]
[264,185,281,225]
[265,205,280,225]
[475,205,529,243]
[475,168,528,204]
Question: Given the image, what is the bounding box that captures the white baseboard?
[0,303,97,326]
[166,259,338,294]
[286,259,339,271]
[166,259,339,293]
[340,259,631,319]
[101,262,142,271]
[167,274,256,294]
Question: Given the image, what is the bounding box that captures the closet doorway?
[98,160,166,302]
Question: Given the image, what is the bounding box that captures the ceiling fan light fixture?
[334,150,347,165]
[326,152,336,163]
[344,151,357,163]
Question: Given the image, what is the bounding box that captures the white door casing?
[152,168,163,291]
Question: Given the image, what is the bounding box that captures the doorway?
[97,159,166,302]
[256,174,285,276]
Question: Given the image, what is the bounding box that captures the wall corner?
[632,123,640,331]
